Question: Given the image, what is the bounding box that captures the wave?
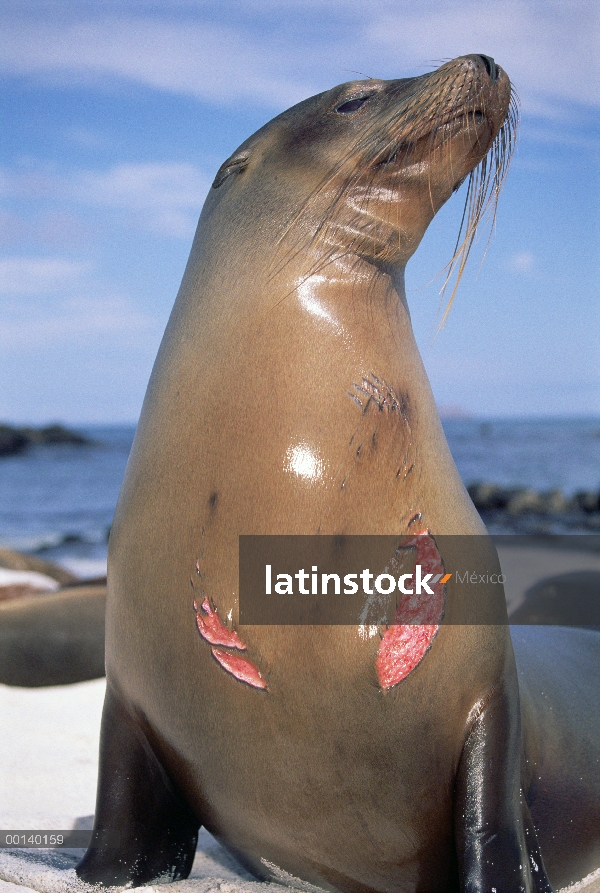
[2,529,110,555]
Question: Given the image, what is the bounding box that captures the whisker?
[267,60,518,322]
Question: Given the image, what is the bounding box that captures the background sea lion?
[0,584,106,686]
[77,54,599,891]
[0,548,78,588]
[0,548,106,686]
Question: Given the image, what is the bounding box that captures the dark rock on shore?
[0,425,29,456]
[0,423,91,457]
[468,482,600,515]
[466,482,510,510]
[574,490,600,513]
[468,481,600,533]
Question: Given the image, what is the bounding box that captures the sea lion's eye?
[335,95,373,114]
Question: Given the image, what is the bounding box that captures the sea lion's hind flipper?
[453,684,553,893]
[76,685,199,887]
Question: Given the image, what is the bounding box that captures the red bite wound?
[376,529,446,689]
[211,648,267,690]
[193,597,247,650]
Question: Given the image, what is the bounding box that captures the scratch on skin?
[376,529,446,689]
[193,594,267,690]
[211,648,267,690]
[193,596,246,649]
[351,373,411,432]
[338,372,416,488]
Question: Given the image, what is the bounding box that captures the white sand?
[0,570,59,594]
[0,680,104,829]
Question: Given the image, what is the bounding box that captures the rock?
[505,489,545,515]
[469,481,598,531]
[0,423,91,456]
[467,482,509,510]
[574,490,600,513]
[18,423,90,446]
[539,489,569,514]
[0,424,29,456]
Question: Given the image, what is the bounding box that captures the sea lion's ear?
[212,152,251,189]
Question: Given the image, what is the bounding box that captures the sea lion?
[0,547,78,587]
[0,583,107,686]
[77,54,600,890]
[0,549,107,685]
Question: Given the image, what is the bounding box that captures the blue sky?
[0,0,598,423]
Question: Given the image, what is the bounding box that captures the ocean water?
[1,418,599,577]
[443,417,600,495]
[0,426,134,577]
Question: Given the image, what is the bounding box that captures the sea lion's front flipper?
[76,684,199,887]
[454,682,553,893]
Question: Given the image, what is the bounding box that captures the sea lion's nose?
[478,54,498,81]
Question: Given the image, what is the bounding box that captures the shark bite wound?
[193,597,267,689]
[376,530,446,689]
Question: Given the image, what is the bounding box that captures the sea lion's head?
[206,54,517,311]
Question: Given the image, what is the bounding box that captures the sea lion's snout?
[208,54,517,311]
[477,54,499,81]
[309,54,516,271]
[434,54,512,144]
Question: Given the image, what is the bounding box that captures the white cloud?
[507,251,535,274]
[0,209,90,249]
[0,162,211,239]
[368,0,600,113]
[0,16,317,107]
[0,1,597,115]
[71,162,210,236]
[0,255,157,347]
[64,126,111,151]
[0,257,89,295]
[73,162,208,209]
[0,293,158,347]
[0,168,59,200]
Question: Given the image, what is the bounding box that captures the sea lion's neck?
[290,253,415,359]
[286,252,486,536]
